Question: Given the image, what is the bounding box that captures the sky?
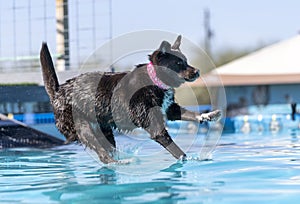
[111,0,300,50]
[0,0,300,68]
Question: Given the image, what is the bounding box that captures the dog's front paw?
[196,110,222,123]
[208,109,222,121]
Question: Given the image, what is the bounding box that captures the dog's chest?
[161,90,174,112]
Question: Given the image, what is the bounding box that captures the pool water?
[1,126,300,203]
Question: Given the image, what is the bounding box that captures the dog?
[40,35,221,164]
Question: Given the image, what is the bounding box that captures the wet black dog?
[40,35,221,163]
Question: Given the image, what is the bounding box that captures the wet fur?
[40,36,221,163]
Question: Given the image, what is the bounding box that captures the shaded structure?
[200,35,300,86]
[0,113,64,149]
[191,35,300,107]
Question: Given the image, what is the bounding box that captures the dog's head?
[149,35,200,88]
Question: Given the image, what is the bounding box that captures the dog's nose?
[194,69,200,78]
[185,66,200,82]
[188,66,200,76]
[190,68,200,79]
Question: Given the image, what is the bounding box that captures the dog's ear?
[171,35,182,50]
[159,41,171,54]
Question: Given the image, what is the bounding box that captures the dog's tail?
[40,43,59,101]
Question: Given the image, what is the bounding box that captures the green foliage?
[0,82,38,86]
[212,42,270,67]
[213,48,252,67]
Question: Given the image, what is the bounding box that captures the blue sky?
[111,0,300,50]
[0,0,299,66]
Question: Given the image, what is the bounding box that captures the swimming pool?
[1,124,300,203]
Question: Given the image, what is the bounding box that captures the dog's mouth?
[182,68,200,82]
[184,76,199,82]
[156,66,200,88]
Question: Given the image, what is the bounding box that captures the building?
[190,35,300,117]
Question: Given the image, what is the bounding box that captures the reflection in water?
[43,162,188,203]
[98,167,117,184]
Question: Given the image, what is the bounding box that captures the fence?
[0,0,112,72]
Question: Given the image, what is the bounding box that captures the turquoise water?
[1,125,300,203]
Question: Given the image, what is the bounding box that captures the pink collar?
[147,62,171,90]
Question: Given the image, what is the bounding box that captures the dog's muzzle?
[184,66,200,82]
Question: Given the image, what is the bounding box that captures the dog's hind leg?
[74,117,116,164]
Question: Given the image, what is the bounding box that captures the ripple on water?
[1,132,300,203]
